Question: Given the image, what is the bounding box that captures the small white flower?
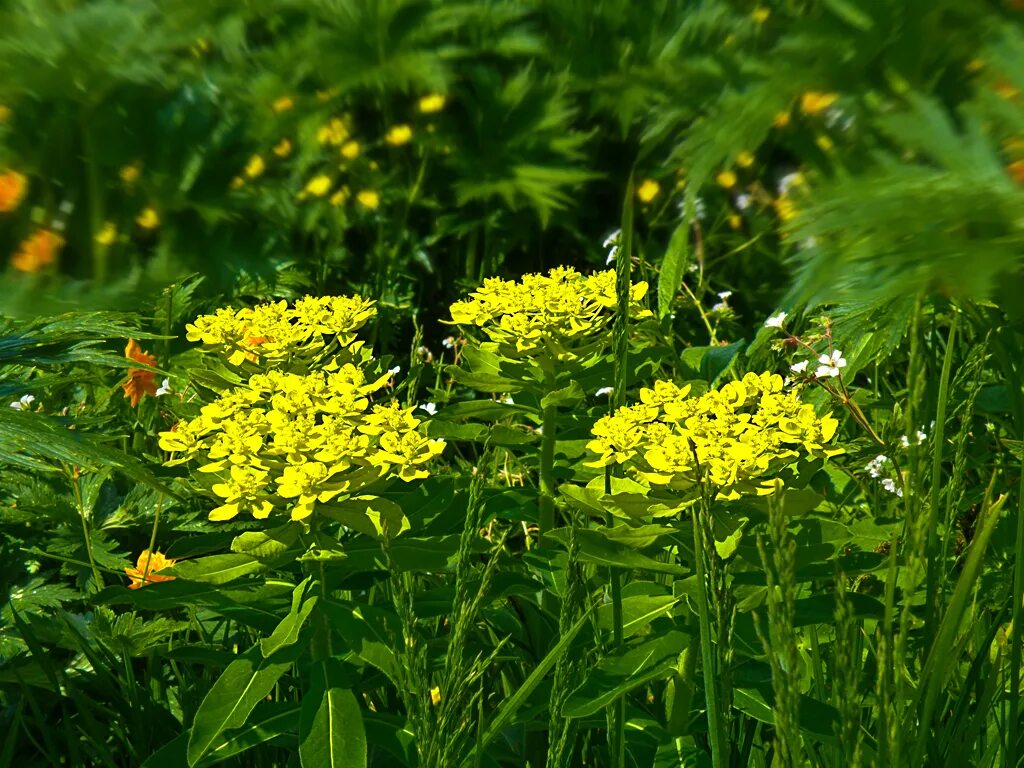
[156,378,172,396]
[916,430,927,443]
[595,386,614,397]
[419,402,438,416]
[605,245,619,265]
[442,336,456,349]
[881,478,903,497]
[800,237,818,250]
[866,454,889,478]
[388,365,401,376]
[814,350,846,379]
[778,172,802,195]
[765,311,788,328]
[735,193,751,211]
[790,360,809,374]
[900,435,910,448]
[10,394,35,411]
[711,302,729,313]
[717,290,732,300]
[602,229,621,249]
[500,395,514,405]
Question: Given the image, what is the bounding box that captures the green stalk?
[692,501,725,768]
[538,365,558,541]
[923,313,958,647]
[68,467,102,591]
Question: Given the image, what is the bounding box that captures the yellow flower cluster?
[159,365,445,521]
[448,267,652,358]
[587,373,841,499]
[185,295,376,368]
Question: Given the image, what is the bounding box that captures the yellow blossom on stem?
[136,207,160,229]
[96,222,117,245]
[419,93,446,114]
[318,118,349,146]
[120,163,141,184]
[357,190,380,209]
[717,170,737,188]
[636,178,660,203]
[272,96,294,113]
[304,175,332,197]
[340,140,360,159]
[752,7,770,22]
[736,151,754,168]
[273,138,293,157]
[245,154,266,179]
[330,188,349,206]
[800,91,838,115]
[385,124,413,146]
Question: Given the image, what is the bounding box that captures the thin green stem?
[538,367,558,541]
[923,314,958,646]
[692,502,725,768]
[68,467,102,591]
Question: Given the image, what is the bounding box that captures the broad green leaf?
[563,631,689,717]
[596,594,681,637]
[260,578,318,658]
[319,600,398,683]
[545,527,688,575]
[733,686,840,742]
[231,523,302,562]
[187,643,299,766]
[540,380,585,409]
[204,703,301,764]
[658,217,691,318]
[166,554,265,585]
[299,659,367,768]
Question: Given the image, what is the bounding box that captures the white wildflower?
[790,360,809,374]
[388,365,401,376]
[419,402,438,416]
[595,386,614,397]
[602,229,621,249]
[765,311,787,328]
[735,193,751,211]
[605,245,619,265]
[815,350,846,379]
[442,336,456,349]
[9,394,35,411]
[717,290,733,300]
[156,378,172,397]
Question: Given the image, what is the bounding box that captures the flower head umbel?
[448,267,652,361]
[125,550,176,589]
[123,339,158,407]
[586,372,842,500]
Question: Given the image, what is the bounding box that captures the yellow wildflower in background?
[773,111,791,128]
[136,207,160,229]
[120,163,141,184]
[0,169,27,212]
[430,686,442,705]
[385,124,413,146]
[273,138,293,158]
[318,118,349,146]
[0,105,10,123]
[736,151,754,168]
[357,190,380,209]
[245,154,266,179]
[230,176,245,190]
[341,140,360,159]
[717,170,737,188]
[272,96,294,113]
[11,228,62,272]
[125,550,176,589]
[304,175,332,197]
[419,93,447,114]
[96,222,117,245]
[775,196,797,221]
[636,178,660,203]
[800,91,838,115]
[330,188,349,206]
[816,135,834,152]
[752,7,770,22]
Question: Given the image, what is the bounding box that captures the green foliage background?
[4,1,1024,767]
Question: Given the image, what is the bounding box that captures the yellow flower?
[636,178,660,203]
[430,686,442,705]
[1008,159,1024,185]
[728,214,742,230]
[120,163,141,184]
[330,188,349,206]
[816,134,834,152]
[775,196,797,222]
[340,140,360,159]
[230,176,245,190]
[773,111,791,128]
[0,170,27,213]
[136,207,160,229]
[800,91,838,115]
[95,222,117,245]
[273,138,293,157]
[717,170,737,188]
[419,93,447,114]
[304,175,332,197]
[11,229,62,272]
[318,118,349,146]
[245,154,265,179]
[752,7,770,22]
[736,151,754,168]
[0,105,10,123]
[357,190,380,209]
[385,124,413,146]
[272,96,294,113]
[125,550,176,589]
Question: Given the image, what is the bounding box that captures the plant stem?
[692,502,725,768]
[68,466,102,591]
[538,366,558,542]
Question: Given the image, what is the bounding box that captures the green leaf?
[658,218,691,318]
[545,527,688,575]
[596,594,681,637]
[260,578,318,658]
[231,523,302,562]
[540,380,585,409]
[187,643,299,766]
[319,600,398,683]
[299,659,367,768]
[563,631,689,718]
[166,554,265,585]
[681,340,744,385]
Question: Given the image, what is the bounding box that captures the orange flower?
[1009,159,1024,184]
[125,549,176,589]
[123,339,158,407]
[11,229,62,272]
[0,170,27,212]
